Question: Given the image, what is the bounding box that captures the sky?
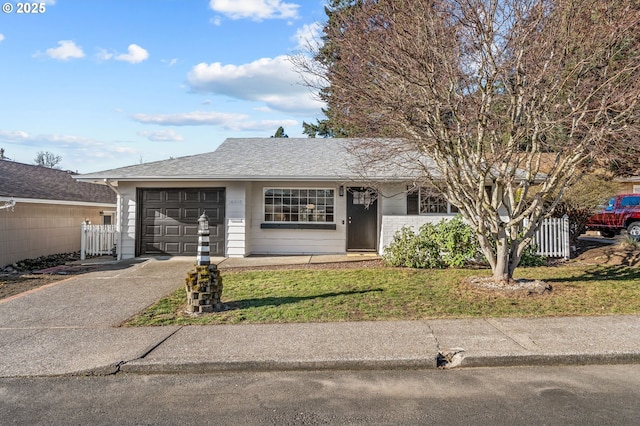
[0,0,328,173]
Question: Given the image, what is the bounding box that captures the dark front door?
[347,187,378,251]
[137,188,225,256]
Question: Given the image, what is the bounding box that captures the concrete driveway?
[0,257,190,377]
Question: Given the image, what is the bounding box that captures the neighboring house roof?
[0,160,116,204]
[76,138,434,183]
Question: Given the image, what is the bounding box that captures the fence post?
[562,214,570,260]
[81,221,86,260]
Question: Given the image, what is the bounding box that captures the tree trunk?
[492,235,512,282]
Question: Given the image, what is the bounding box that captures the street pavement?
[1,255,639,378]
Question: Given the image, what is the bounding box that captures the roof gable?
[0,160,116,204]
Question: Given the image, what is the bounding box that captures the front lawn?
[123,264,640,326]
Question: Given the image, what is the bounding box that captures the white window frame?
[417,187,459,215]
[263,187,335,223]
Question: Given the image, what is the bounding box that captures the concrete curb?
[17,351,640,378]
[120,358,437,375]
[457,352,640,369]
[115,352,640,376]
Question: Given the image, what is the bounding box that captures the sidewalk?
[1,256,639,378]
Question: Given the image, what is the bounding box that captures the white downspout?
[104,179,123,260]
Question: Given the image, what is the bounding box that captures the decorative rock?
[185,264,224,314]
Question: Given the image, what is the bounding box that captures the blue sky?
[0,0,327,172]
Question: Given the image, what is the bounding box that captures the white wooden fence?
[530,215,570,260]
[80,223,119,260]
[380,215,571,259]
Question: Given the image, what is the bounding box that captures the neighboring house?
[75,138,523,260]
[615,176,640,195]
[0,160,117,267]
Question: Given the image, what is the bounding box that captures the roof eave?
[74,175,422,183]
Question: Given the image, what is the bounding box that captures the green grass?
[123,264,640,326]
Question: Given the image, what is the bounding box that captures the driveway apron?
[0,258,191,377]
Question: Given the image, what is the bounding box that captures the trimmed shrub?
[383,215,481,268]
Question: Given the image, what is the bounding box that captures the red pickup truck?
[585,194,640,238]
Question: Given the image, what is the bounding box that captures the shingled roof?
[76,138,433,182]
[0,160,116,204]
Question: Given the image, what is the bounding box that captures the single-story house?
[0,160,117,267]
[76,138,471,260]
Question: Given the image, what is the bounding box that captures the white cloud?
[95,48,114,61]
[293,22,322,50]
[138,129,184,142]
[96,45,149,64]
[131,111,297,132]
[0,129,100,148]
[132,111,248,126]
[0,34,5,43]
[45,40,85,61]
[115,44,149,64]
[209,0,299,21]
[186,55,323,114]
[0,128,139,170]
[0,130,30,141]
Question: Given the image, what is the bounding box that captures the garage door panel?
[165,225,180,236]
[184,225,198,236]
[166,208,180,219]
[183,208,200,220]
[146,225,161,234]
[144,242,163,254]
[207,207,222,221]
[145,190,162,202]
[203,190,222,203]
[139,188,225,256]
[183,190,201,202]
[166,190,181,202]
[210,224,222,238]
[210,242,220,253]
[183,242,198,253]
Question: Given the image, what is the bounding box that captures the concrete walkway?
[1,256,639,378]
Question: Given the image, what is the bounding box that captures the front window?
[264,188,334,223]
[407,187,459,215]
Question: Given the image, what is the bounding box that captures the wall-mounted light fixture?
[339,186,344,197]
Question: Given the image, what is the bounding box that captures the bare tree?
[34,151,62,169]
[297,0,640,282]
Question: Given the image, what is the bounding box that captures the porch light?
[339,185,344,197]
[198,212,209,234]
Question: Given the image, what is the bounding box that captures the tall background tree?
[34,151,62,169]
[298,0,362,138]
[298,0,640,282]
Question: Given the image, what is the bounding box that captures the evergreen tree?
[271,126,289,138]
